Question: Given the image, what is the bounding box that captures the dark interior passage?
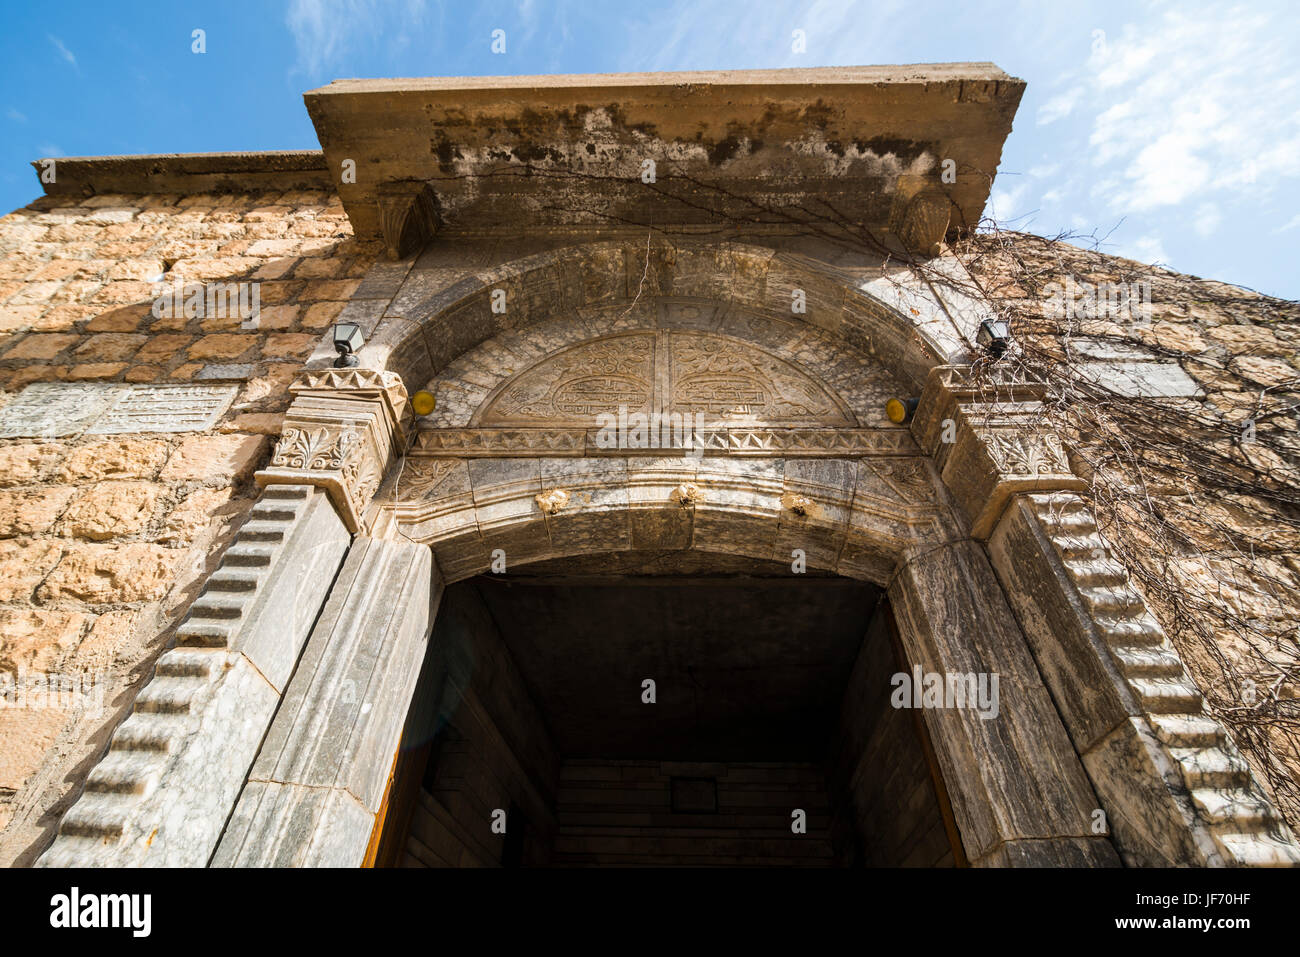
[370,552,961,867]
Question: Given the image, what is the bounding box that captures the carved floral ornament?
[391,458,461,500]
[265,424,382,525]
[981,429,1071,477]
[271,426,361,472]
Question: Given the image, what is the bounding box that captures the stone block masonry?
[3,102,1299,868]
[0,185,379,863]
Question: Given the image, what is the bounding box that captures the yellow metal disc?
[411,390,436,416]
[885,398,907,424]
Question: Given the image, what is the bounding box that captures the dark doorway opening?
[369,551,962,867]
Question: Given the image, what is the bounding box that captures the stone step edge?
[45,485,315,849]
[1028,493,1300,865]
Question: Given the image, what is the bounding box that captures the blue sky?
[2,0,1297,297]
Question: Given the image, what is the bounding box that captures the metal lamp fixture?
[885,397,919,424]
[976,318,1011,357]
[332,322,365,368]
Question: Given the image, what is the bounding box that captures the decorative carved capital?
[376,180,438,261]
[290,367,413,443]
[257,370,413,532]
[912,364,1084,539]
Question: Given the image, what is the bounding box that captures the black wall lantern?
[977,318,1011,357]
[332,322,365,368]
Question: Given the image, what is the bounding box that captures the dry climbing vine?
[952,226,1300,826]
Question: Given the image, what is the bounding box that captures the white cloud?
[631,0,902,72]
[1274,212,1300,233]
[1120,234,1168,266]
[1194,202,1221,239]
[1083,5,1299,214]
[1037,88,1082,125]
[285,0,431,77]
[988,182,1030,223]
[1119,131,1212,210]
[5,107,26,123]
[47,34,76,67]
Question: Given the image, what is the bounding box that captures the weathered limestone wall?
[0,186,379,864]
[965,234,1300,836]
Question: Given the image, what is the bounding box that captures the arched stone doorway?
[38,239,1300,868]
[217,276,1122,868]
[366,551,959,868]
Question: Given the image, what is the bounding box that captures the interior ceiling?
[470,552,880,761]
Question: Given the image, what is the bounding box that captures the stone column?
[39,369,416,867]
[912,363,1300,865]
[213,536,442,867]
[889,538,1119,866]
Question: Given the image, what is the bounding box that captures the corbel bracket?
[376,180,438,261]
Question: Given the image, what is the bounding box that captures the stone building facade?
[0,66,1296,867]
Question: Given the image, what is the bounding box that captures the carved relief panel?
[481,333,654,423]
[476,330,857,428]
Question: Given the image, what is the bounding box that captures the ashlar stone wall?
[0,187,379,864]
[964,232,1300,834]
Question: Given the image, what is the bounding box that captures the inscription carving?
[0,383,126,439]
[670,333,846,422]
[482,334,654,424]
[0,383,238,439]
[88,385,238,434]
[476,331,856,428]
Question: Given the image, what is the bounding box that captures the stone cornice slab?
[304,64,1024,251]
[32,150,332,197]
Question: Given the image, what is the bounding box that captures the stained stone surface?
[887,538,1120,865]
[212,782,375,867]
[193,364,255,382]
[1075,361,1202,398]
[215,536,440,867]
[34,486,350,868]
[87,384,239,433]
[0,383,128,438]
[0,382,238,438]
